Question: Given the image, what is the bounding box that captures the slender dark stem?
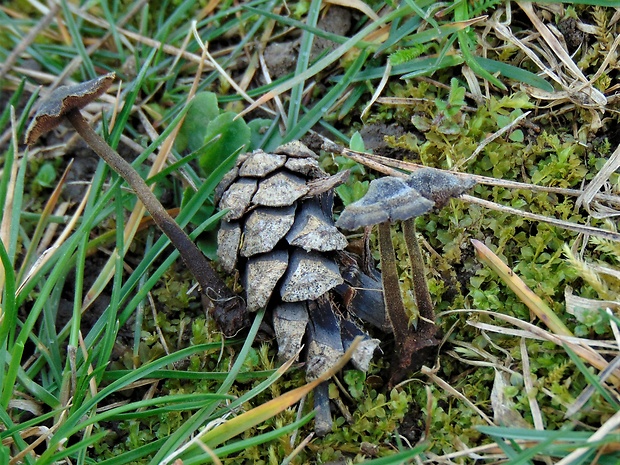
[377,222,411,355]
[403,219,434,323]
[65,108,231,299]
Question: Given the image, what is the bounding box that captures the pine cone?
[215,142,386,381]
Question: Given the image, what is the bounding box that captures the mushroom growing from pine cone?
[336,168,475,385]
[215,141,388,435]
[25,72,245,322]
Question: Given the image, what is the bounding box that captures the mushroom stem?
[402,219,435,324]
[64,108,230,300]
[377,221,413,360]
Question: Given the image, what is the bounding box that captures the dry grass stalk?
[420,365,495,426]
[323,141,620,241]
[464,309,620,386]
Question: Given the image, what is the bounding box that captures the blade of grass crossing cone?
[471,239,572,336]
[179,338,362,459]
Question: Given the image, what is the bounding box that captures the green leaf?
[247,118,272,150]
[449,78,466,107]
[349,131,366,152]
[344,369,366,400]
[176,92,220,153]
[335,180,369,206]
[198,112,251,176]
[34,162,57,188]
[509,130,524,142]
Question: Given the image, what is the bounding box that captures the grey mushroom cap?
[335,176,434,230]
[405,168,476,207]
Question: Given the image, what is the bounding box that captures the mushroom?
[335,176,434,230]
[336,168,474,383]
[25,73,247,330]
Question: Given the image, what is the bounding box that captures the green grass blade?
[562,343,620,409]
[281,48,370,146]
[42,430,110,465]
[108,48,156,149]
[102,368,272,382]
[183,411,316,465]
[179,338,360,459]
[97,438,168,465]
[286,0,321,131]
[362,444,427,464]
[147,308,265,464]
[402,0,440,30]
[36,343,223,465]
[0,241,17,408]
[457,29,506,90]
[473,56,554,92]
[239,5,412,117]
[89,393,233,422]
[0,80,26,132]
[59,0,96,78]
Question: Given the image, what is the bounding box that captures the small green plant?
[332,132,370,206]
[411,78,467,135]
[175,91,252,176]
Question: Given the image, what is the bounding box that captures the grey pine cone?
[215,141,386,381]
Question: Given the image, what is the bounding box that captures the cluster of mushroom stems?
[337,170,475,380]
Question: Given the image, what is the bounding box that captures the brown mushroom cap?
[25,72,115,145]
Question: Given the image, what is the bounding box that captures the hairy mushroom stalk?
[26,73,246,327]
